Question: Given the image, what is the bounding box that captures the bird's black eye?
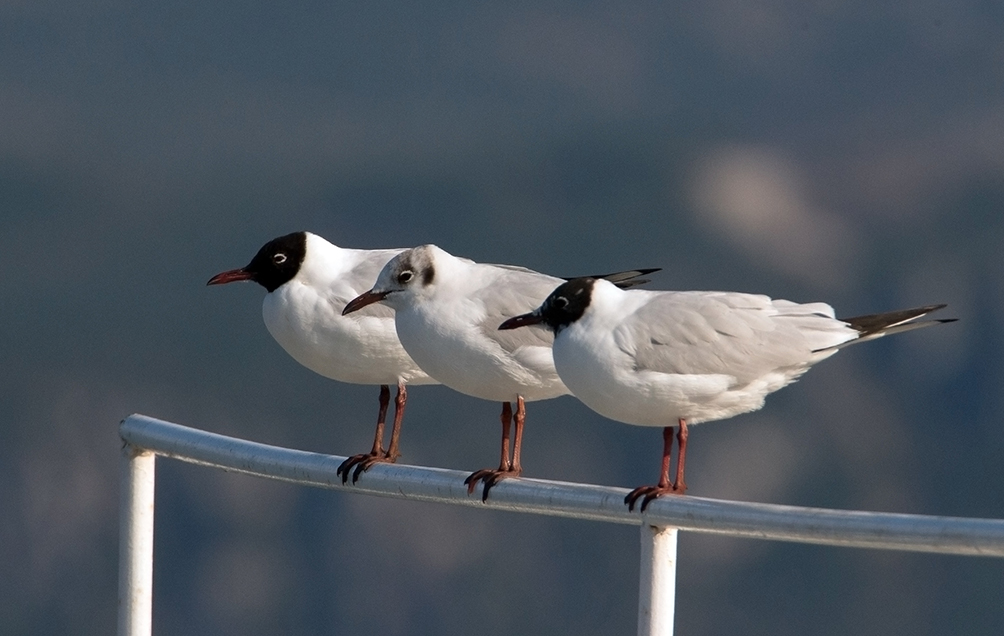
[397,270,414,284]
[553,296,569,310]
[273,253,287,265]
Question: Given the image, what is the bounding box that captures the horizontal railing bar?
[120,414,1004,557]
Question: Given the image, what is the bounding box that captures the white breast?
[551,283,854,426]
[263,282,434,386]
[393,299,568,402]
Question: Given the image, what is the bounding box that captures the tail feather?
[815,304,956,352]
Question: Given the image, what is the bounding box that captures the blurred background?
[3,1,1002,634]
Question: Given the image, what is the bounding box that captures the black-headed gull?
[341,244,657,500]
[207,231,437,482]
[499,277,955,511]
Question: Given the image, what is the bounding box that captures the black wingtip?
[627,268,662,277]
[592,268,662,290]
[599,267,662,280]
[839,304,951,337]
[560,267,661,282]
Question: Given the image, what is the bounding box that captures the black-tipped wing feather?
[840,304,948,336]
[575,268,661,290]
[814,304,955,352]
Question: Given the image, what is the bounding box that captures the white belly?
[262,284,433,386]
[394,307,568,402]
[552,328,797,427]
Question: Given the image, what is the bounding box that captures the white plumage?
[500,276,952,510]
[208,231,436,483]
[369,244,569,403]
[553,281,858,427]
[343,244,657,499]
[261,234,435,387]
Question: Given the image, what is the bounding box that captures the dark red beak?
[207,268,254,286]
[343,289,390,315]
[499,312,544,330]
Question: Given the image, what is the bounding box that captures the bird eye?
[397,270,414,284]
[273,253,287,264]
[553,296,569,310]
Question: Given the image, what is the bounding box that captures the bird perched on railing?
[500,276,955,512]
[343,244,658,500]
[207,231,438,483]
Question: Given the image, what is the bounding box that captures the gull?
[207,231,437,483]
[499,277,955,511]
[341,244,657,500]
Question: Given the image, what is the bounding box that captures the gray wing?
[477,266,659,353]
[475,265,561,352]
[619,292,853,383]
[327,248,405,319]
[481,262,549,276]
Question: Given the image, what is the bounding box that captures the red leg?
[498,401,514,471]
[465,398,525,501]
[370,384,391,455]
[625,419,689,511]
[385,382,407,463]
[339,383,407,484]
[510,396,525,474]
[674,419,689,495]
[350,382,410,483]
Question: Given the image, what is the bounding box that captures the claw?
[352,459,372,484]
[465,398,525,502]
[337,451,393,485]
[464,467,521,501]
[626,421,689,511]
[624,483,686,512]
[463,471,483,495]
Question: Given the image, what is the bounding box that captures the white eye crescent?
[273,253,287,264]
[398,270,414,284]
[553,296,569,310]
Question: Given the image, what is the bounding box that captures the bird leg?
[510,396,525,475]
[384,383,407,463]
[625,419,689,511]
[674,419,689,495]
[338,383,408,484]
[348,382,408,483]
[370,384,392,455]
[464,401,512,495]
[465,396,525,501]
[499,401,515,471]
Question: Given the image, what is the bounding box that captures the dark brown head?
[499,277,596,335]
[207,232,307,293]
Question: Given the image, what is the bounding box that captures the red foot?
[624,482,688,512]
[464,467,522,502]
[337,451,398,485]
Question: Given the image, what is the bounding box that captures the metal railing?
[117,414,1004,636]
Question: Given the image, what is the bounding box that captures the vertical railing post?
[638,524,678,636]
[118,444,156,636]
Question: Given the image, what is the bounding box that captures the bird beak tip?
[207,269,253,286]
[343,290,388,315]
[499,313,542,330]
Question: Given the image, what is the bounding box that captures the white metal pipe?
[638,525,678,636]
[118,444,155,636]
[119,413,1004,557]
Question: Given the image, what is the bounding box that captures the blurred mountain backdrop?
[2,2,1003,634]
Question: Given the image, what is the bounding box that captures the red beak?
[207,268,254,286]
[498,312,544,330]
[342,289,390,315]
